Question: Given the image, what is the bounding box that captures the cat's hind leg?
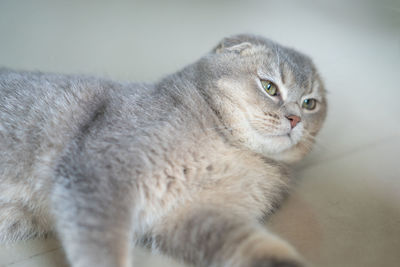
[145,204,304,267]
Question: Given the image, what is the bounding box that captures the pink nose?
[286,115,301,129]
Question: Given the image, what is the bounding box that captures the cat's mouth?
[248,122,304,154]
[269,132,290,137]
[265,132,291,140]
[270,133,292,143]
[246,126,303,156]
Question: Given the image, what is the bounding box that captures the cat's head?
[201,34,327,163]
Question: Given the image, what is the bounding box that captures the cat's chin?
[270,137,312,164]
[267,134,292,145]
[266,134,295,152]
[250,129,305,161]
[249,133,294,157]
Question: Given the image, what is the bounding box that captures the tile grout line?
[4,247,62,267]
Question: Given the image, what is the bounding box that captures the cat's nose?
[286,115,301,129]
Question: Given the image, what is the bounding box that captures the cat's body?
[0,34,327,267]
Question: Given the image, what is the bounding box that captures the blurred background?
[0,0,399,266]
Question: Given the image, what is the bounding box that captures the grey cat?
[0,34,327,267]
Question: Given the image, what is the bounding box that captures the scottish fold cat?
[0,34,327,267]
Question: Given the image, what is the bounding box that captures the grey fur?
[0,34,327,267]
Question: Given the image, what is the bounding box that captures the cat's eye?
[302,98,317,110]
[260,80,279,96]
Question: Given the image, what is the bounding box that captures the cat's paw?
[250,257,305,267]
[236,233,306,267]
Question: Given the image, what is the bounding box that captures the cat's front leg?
[148,204,305,267]
[51,174,135,267]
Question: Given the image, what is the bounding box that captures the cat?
[0,34,327,267]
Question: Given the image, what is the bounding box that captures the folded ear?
[213,40,253,54]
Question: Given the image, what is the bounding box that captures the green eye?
[302,98,317,110]
[260,79,278,96]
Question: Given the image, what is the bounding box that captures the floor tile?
[132,247,187,267]
[4,248,67,267]
[0,238,61,267]
[268,137,400,267]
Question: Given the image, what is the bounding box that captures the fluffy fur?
[0,34,327,267]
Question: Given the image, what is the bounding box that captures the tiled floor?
[0,0,399,266]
